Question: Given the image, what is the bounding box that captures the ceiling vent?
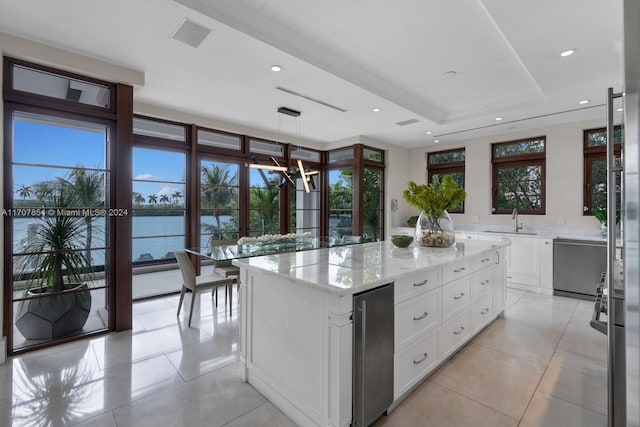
[171,18,212,48]
[276,86,347,112]
[395,118,419,126]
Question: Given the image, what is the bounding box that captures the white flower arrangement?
[237,232,313,246]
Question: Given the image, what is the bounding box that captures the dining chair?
[175,251,233,327]
[210,239,241,309]
[342,235,362,243]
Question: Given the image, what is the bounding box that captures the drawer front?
[471,294,494,334]
[441,311,471,358]
[442,258,473,284]
[394,269,441,303]
[473,267,494,302]
[395,288,440,349]
[474,251,497,271]
[394,330,440,399]
[442,275,471,320]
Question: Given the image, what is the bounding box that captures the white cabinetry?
[393,247,506,400]
[506,235,540,292]
[460,232,554,295]
[539,239,553,294]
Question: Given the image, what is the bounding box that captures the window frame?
[491,136,546,215]
[427,147,466,214]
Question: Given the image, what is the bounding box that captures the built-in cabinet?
[237,241,508,427]
[392,248,505,400]
[457,232,553,294]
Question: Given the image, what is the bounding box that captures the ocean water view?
[12,215,230,265]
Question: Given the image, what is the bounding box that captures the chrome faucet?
[512,208,523,232]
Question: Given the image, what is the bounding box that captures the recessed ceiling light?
[271,65,282,72]
[372,108,381,112]
[426,131,432,135]
[579,100,590,105]
[560,49,576,57]
[495,117,503,121]
[434,139,440,143]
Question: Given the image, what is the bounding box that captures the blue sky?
[12,114,329,202]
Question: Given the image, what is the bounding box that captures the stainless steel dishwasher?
[353,283,394,427]
[553,238,606,300]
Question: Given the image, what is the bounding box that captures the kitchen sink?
[481,230,538,236]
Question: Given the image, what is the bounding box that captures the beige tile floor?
[0,287,607,426]
[377,289,608,427]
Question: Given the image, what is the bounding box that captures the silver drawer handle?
[453,267,466,273]
[413,311,428,321]
[413,353,429,364]
[480,308,489,315]
[413,279,428,287]
[453,292,465,300]
[453,326,465,335]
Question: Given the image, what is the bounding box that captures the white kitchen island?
[233,239,509,427]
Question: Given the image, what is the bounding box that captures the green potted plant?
[403,176,466,247]
[14,182,96,340]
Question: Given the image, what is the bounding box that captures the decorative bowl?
[391,234,413,248]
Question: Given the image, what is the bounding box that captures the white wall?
[407,119,610,231]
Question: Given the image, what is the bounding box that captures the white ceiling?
[0,0,624,148]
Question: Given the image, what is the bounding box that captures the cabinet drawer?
[394,269,440,303]
[441,311,471,358]
[442,275,471,320]
[394,330,439,399]
[473,267,494,302]
[395,288,440,349]
[442,258,472,284]
[471,294,494,334]
[474,251,497,271]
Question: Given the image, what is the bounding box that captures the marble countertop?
[393,225,609,241]
[233,239,509,297]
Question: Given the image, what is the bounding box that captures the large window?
[289,148,321,237]
[201,160,240,243]
[363,167,383,241]
[248,166,280,236]
[427,148,465,213]
[583,126,623,215]
[491,136,546,214]
[9,110,112,351]
[328,168,353,238]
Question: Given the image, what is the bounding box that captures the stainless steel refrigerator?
[624,1,640,425]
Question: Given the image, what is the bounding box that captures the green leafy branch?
[402,175,466,219]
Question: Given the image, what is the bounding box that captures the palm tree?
[159,194,170,205]
[249,180,280,234]
[172,191,182,206]
[202,164,237,232]
[59,167,104,263]
[33,182,54,203]
[133,192,146,206]
[16,184,33,200]
[148,194,158,204]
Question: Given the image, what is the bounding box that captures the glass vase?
[415,210,456,247]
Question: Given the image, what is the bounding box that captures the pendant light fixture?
[248,107,318,192]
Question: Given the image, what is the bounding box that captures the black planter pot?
[15,284,92,340]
